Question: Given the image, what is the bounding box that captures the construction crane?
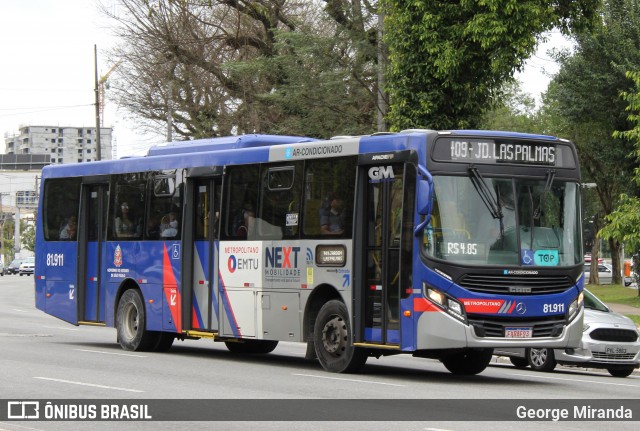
[98,61,121,127]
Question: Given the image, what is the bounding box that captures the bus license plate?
[505,327,532,338]
[606,345,627,355]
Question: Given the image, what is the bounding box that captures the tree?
[21,223,35,253]
[544,0,640,284]
[382,0,599,131]
[101,0,383,140]
[601,70,640,294]
[480,81,540,133]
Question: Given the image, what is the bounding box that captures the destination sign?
[432,137,576,168]
[450,139,554,165]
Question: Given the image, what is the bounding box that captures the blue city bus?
[34,130,584,375]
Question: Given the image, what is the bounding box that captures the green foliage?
[602,71,640,262]
[601,194,640,251]
[480,81,541,133]
[225,28,376,138]
[21,224,35,253]
[382,0,599,131]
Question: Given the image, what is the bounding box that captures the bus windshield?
[424,175,581,267]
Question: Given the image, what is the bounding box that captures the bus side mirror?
[417,180,431,215]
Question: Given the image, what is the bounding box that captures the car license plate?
[505,327,532,338]
[606,345,627,354]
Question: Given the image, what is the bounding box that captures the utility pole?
[0,192,6,266]
[167,80,173,142]
[94,44,102,161]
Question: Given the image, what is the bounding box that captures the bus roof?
[146,134,317,157]
[40,130,570,180]
[445,129,563,141]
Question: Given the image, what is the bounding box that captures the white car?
[495,289,640,377]
[18,257,35,276]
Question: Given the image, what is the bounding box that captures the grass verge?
[585,284,640,326]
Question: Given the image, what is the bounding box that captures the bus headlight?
[425,286,467,323]
[567,291,584,322]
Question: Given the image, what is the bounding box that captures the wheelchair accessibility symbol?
[521,249,534,265]
[172,244,181,259]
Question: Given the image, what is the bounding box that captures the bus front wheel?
[441,348,493,375]
[116,289,158,351]
[313,300,368,373]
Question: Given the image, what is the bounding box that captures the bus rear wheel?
[313,300,368,373]
[116,289,158,351]
[441,348,493,375]
[225,339,279,354]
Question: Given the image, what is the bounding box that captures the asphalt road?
[0,275,639,431]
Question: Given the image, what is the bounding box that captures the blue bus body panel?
[36,241,78,324]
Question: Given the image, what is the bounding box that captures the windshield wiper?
[468,166,503,221]
[533,169,556,219]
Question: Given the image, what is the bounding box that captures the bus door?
[185,177,221,332]
[360,163,406,346]
[78,183,109,323]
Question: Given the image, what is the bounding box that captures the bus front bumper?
[415,307,584,350]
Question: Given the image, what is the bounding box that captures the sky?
[0,0,160,158]
[0,1,569,159]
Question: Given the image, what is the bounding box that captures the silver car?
[495,289,640,377]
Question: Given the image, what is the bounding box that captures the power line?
[0,104,94,118]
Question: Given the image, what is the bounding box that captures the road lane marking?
[512,372,639,388]
[0,421,47,431]
[34,377,144,393]
[293,373,406,387]
[73,348,146,358]
[12,309,28,313]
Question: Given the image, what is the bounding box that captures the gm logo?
[368,166,395,183]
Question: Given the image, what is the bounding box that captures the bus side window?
[303,157,356,238]
[109,173,147,241]
[145,173,183,240]
[223,165,260,240]
[42,178,81,241]
[260,164,301,239]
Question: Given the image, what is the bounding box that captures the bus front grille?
[458,274,573,295]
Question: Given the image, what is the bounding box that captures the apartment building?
[4,125,113,164]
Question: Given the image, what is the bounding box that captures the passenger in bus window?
[160,212,179,238]
[147,214,161,239]
[236,204,255,238]
[319,192,345,235]
[59,216,77,240]
[115,202,139,238]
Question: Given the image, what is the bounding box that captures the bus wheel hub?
[322,316,346,355]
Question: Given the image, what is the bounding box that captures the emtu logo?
[228,255,237,273]
[368,166,395,183]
